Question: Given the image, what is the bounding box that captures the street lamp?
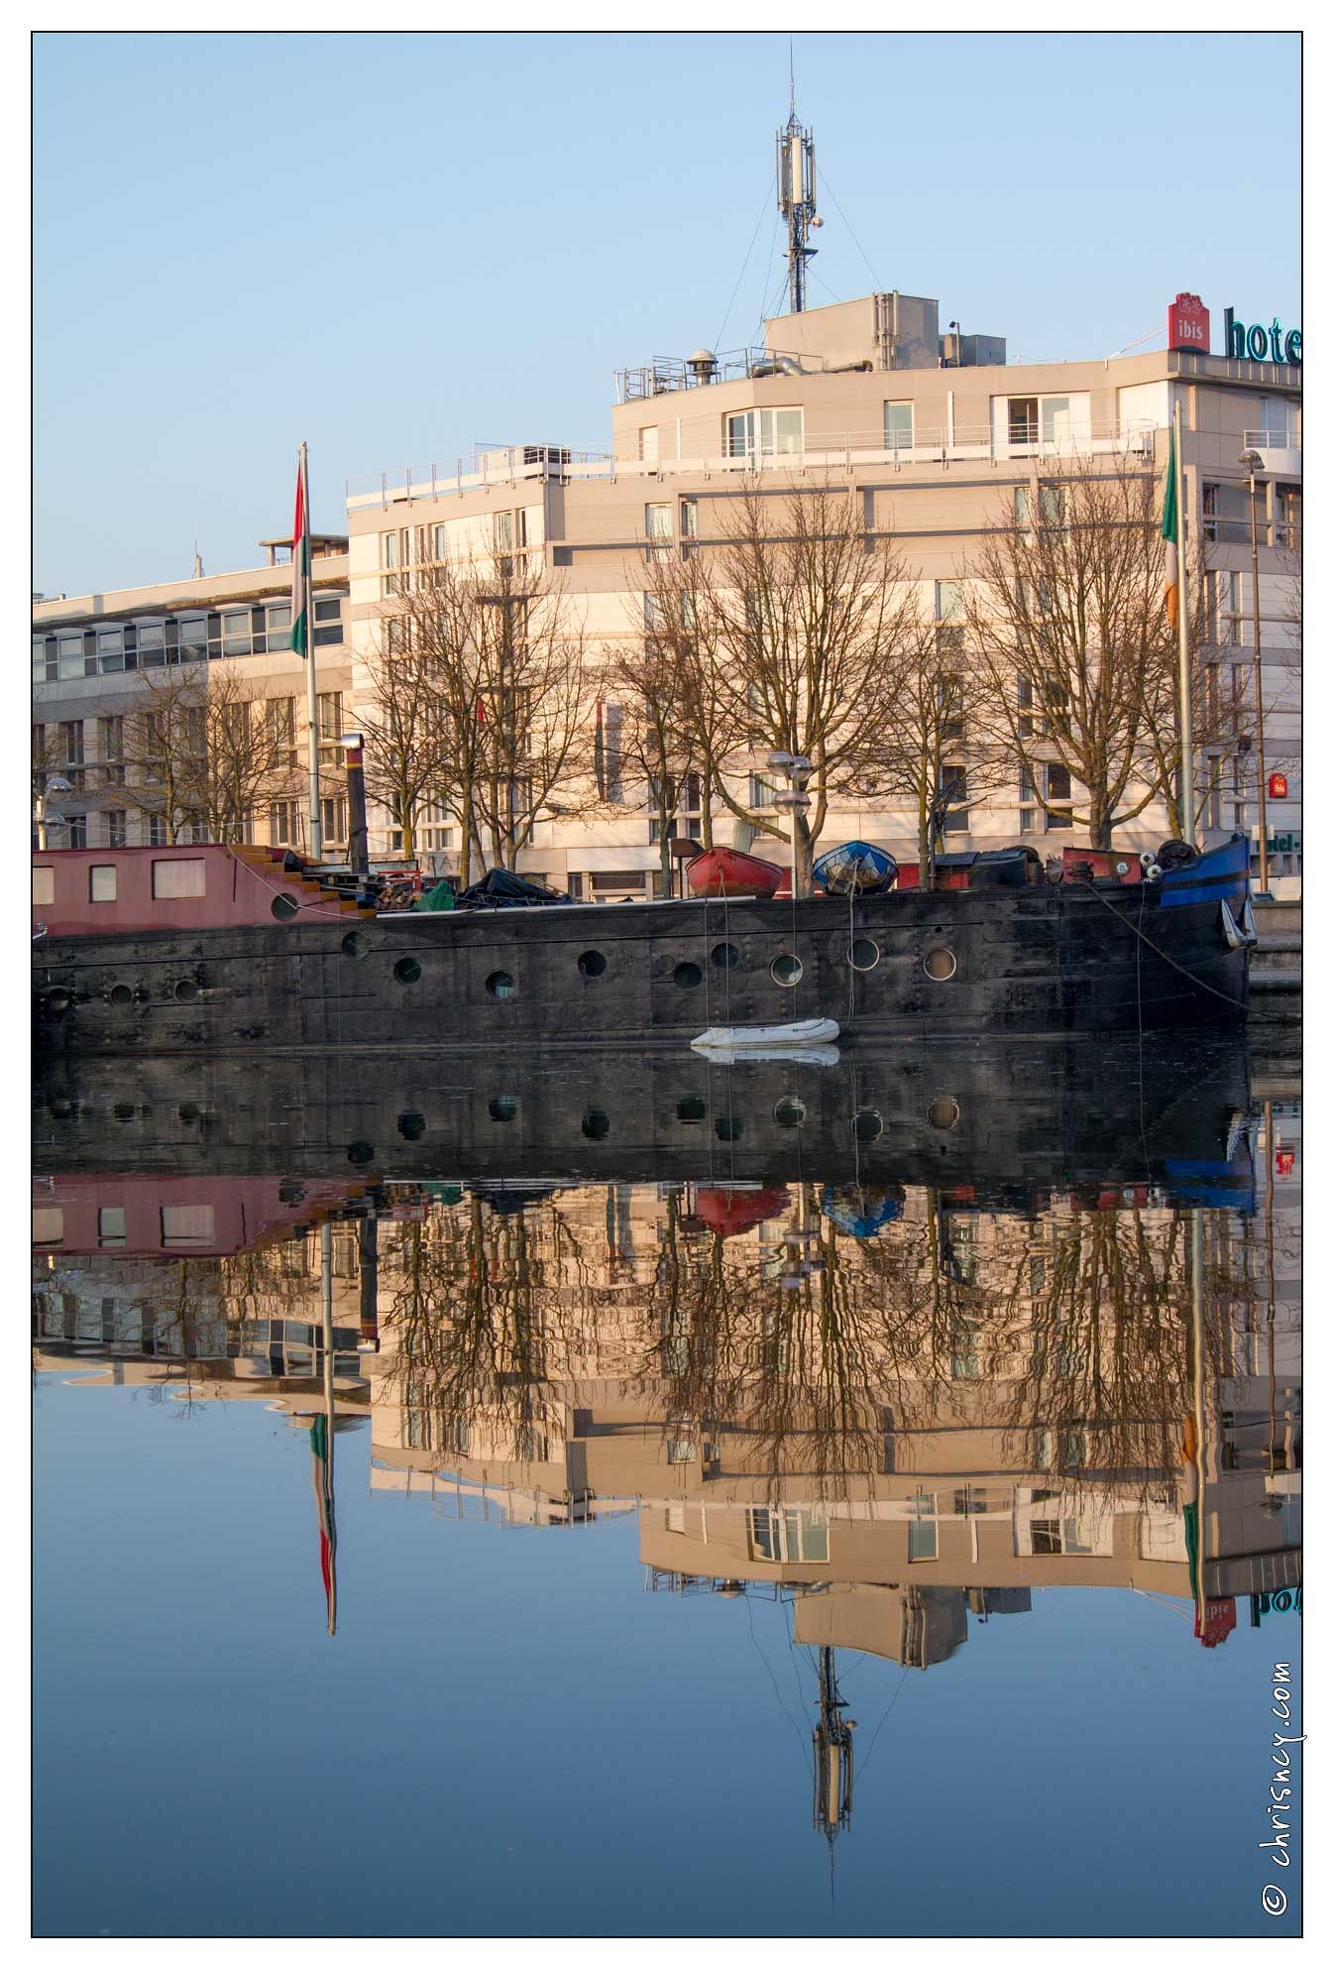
[1239,450,1270,895]
[34,775,73,851]
[767,749,814,895]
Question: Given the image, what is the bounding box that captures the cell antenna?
[776,78,818,315]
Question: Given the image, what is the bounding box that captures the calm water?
[33,1044,1301,1937]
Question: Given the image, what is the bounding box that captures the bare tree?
[967,460,1184,849]
[358,626,449,863]
[374,548,595,881]
[702,480,926,894]
[120,660,301,844]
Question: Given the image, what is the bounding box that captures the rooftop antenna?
[776,54,820,314]
[192,526,204,581]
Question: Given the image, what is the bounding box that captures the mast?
[812,1645,854,1843]
[776,85,819,316]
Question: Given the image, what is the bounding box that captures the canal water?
[33,1043,1301,1938]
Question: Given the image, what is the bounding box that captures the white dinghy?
[691,1017,840,1057]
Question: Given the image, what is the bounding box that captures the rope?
[1074,877,1246,1011]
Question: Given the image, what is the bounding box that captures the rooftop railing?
[348,422,1169,510]
[616,347,816,401]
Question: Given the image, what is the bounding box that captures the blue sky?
[34,30,1300,597]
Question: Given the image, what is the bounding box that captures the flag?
[1161,426,1180,632]
[290,450,311,659]
[309,1410,337,1636]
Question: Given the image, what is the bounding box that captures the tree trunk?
[917,780,932,892]
[792,812,814,898]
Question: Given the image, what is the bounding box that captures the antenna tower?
[776,79,819,315]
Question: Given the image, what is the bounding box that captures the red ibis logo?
[1276,1150,1295,1178]
[1168,293,1210,353]
[1268,772,1289,799]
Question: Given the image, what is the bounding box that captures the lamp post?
[767,749,813,895]
[33,775,73,851]
[1239,450,1270,894]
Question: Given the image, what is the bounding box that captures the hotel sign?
[1168,293,1210,353]
[1224,308,1301,366]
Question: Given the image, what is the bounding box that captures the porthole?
[849,937,880,972]
[488,1096,519,1122]
[108,984,134,1007]
[774,1096,807,1128]
[929,1096,961,1131]
[271,894,299,922]
[397,1111,427,1140]
[582,1109,610,1140]
[771,953,803,988]
[486,970,516,999]
[174,979,199,1002]
[113,1102,136,1121]
[45,989,71,1015]
[715,1116,743,1142]
[394,957,422,985]
[342,931,371,957]
[673,961,703,989]
[347,1140,376,1165]
[852,1107,883,1144]
[48,1098,76,1120]
[676,1097,707,1124]
[578,950,607,978]
[710,942,741,970]
[178,1102,201,1124]
[923,947,957,982]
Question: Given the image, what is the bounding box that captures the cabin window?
[32,1208,64,1246]
[488,1096,519,1122]
[486,971,515,999]
[852,1107,883,1142]
[33,868,55,906]
[152,858,206,900]
[673,961,703,989]
[98,1208,127,1248]
[577,950,607,978]
[771,953,803,987]
[89,865,117,903]
[773,1096,806,1127]
[923,948,957,981]
[160,1205,215,1247]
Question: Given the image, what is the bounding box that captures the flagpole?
[300,441,324,861]
[1173,400,1196,847]
[321,1218,337,1637]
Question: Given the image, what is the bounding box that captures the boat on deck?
[684,847,784,899]
[31,835,1253,1055]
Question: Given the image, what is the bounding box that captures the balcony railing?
[349,422,1167,511]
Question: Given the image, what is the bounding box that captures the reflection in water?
[34,1074,1301,1865]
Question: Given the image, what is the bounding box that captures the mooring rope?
[1075,877,1246,1011]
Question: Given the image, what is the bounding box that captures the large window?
[725,407,803,462]
[645,503,672,560]
[1045,764,1073,830]
[152,858,206,899]
[884,401,914,452]
[907,1495,938,1561]
[747,1506,829,1563]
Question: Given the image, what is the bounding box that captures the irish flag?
[1161,426,1180,631]
[290,447,311,659]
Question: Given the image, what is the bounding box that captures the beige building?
[33,289,1300,891]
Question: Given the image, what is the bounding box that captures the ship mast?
[812,1644,854,1844]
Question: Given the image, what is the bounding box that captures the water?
[32,1045,1301,1937]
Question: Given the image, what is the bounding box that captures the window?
[1040,397,1071,445]
[748,1506,829,1563]
[884,401,914,452]
[96,626,125,672]
[221,610,251,656]
[98,1208,126,1248]
[643,593,667,634]
[67,815,87,849]
[1018,766,1039,834]
[266,697,296,758]
[269,800,301,846]
[161,1204,215,1247]
[32,1208,63,1246]
[679,497,698,543]
[725,406,803,461]
[935,580,965,655]
[57,634,85,680]
[1258,396,1296,445]
[494,510,515,553]
[380,529,401,596]
[432,523,450,561]
[105,811,127,848]
[317,692,343,754]
[1008,397,1038,445]
[938,764,969,833]
[321,796,348,844]
[89,865,117,903]
[1045,764,1073,830]
[99,715,124,763]
[60,721,84,766]
[638,426,659,464]
[1275,483,1301,549]
[1014,484,1031,531]
[148,815,168,847]
[1016,673,1035,739]
[152,858,206,899]
[645,503,672,559]
[1202,480,1259,547]
[314,597,341,624]
[1039,482,1067,528]
[908,1495,937,1561]
[32,867,54,906]
[33,638,57,684]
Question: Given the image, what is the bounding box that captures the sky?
[33,29,1301,598]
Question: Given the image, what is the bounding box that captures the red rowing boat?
[685,847,784,899]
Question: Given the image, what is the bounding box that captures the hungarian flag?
[309,1410,337,1636]
[290,449,311,659]
[1161,426,1180,631]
